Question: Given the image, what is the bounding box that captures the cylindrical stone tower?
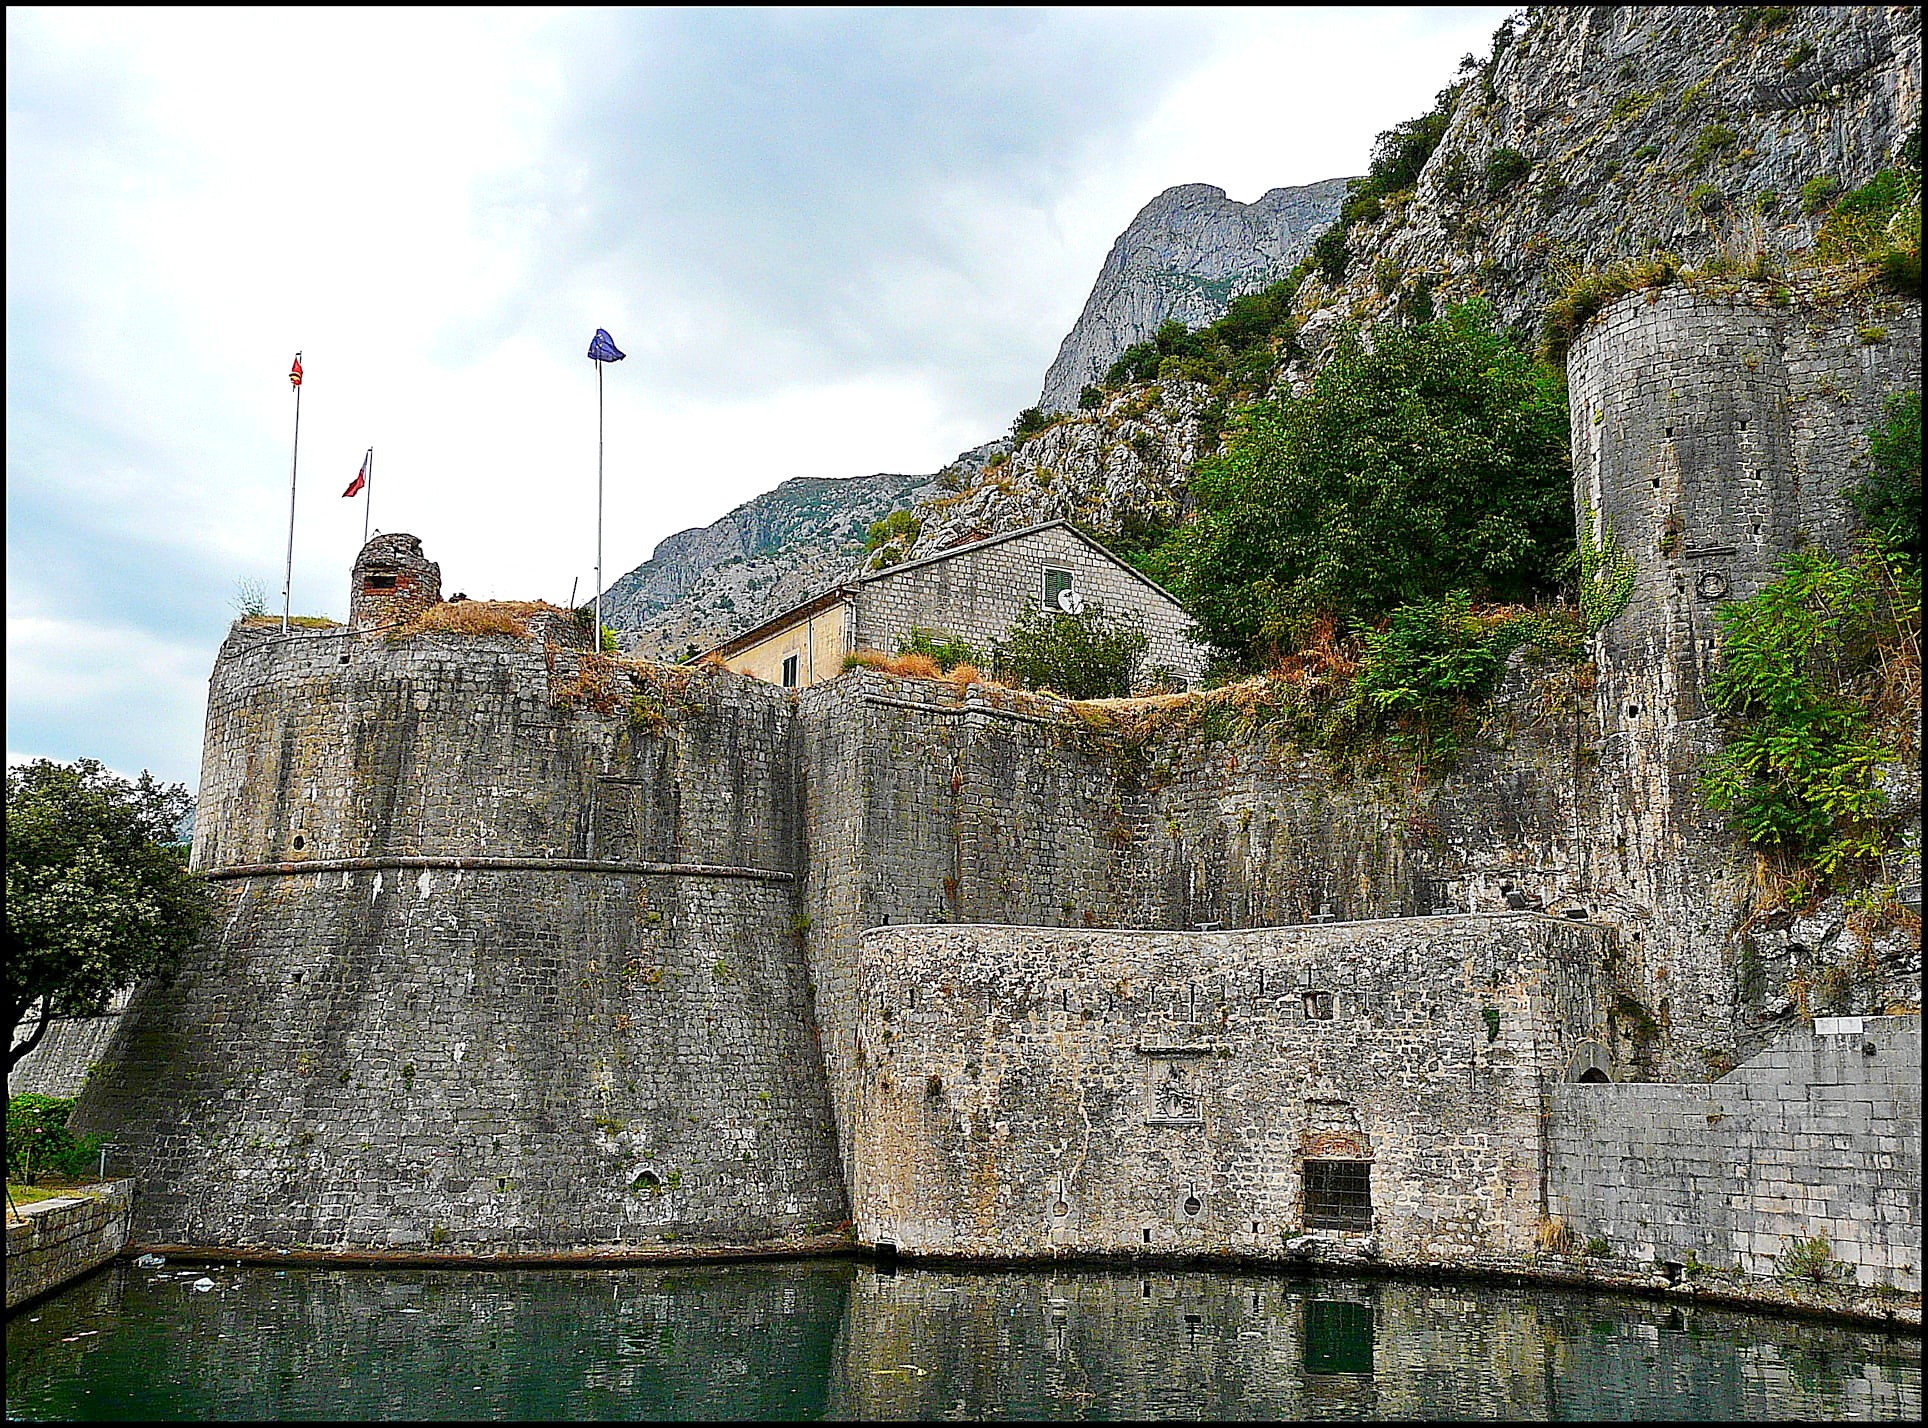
[350,533,441,630]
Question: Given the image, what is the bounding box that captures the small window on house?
[364,574,397,591]
[781,654,800,689]
[1042,567,1074,612]
[1303,991,1334,1021]
[1303,1159,1372,1231]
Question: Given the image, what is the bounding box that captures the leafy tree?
[7,1094,102,1182]
[1166,301,1573,663]
[1011,406,1053,443]
[994,602,1149,699]
[5,759,215,1088]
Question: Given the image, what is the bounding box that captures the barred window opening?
[1303,1158,1372,1231]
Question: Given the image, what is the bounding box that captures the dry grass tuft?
[947,662,985,695]
[1536,1215,1578,1257]
[388,599,572,641]
[840,648,959,681]
[242,614,340,629]
[890,652,942,680]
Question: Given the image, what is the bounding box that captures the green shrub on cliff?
[1167,301,1572,664]
[1701,540,1917,884]
[1849,391,1921,556]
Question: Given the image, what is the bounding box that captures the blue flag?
[587,328,626,363]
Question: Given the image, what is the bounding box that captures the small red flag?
[289,353,303,388]
[343,449,369,498]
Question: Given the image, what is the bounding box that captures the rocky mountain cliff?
[607,6,1919,650]
[1291,4,1920,354]
[1035,178,1352,414]
[889,4,1921,567]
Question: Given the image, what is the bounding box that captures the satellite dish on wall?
[1058,588,1085,615]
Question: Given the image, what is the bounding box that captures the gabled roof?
[702,518,1187,660]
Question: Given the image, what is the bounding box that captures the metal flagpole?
[595,359,604,649]
[364,447,373,546]
[283,352,303,634]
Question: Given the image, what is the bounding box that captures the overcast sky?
[7,6,1509,791]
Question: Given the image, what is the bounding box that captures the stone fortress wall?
[1550,1015,1922,1293]
[1566,281,1924,1072]
[844,919,1612,1264]
[67,561,849,1252]
[27,284,1919,1279]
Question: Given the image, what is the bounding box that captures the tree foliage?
[1166,301,1573,664]
[7,1094,102,1182]
[5,759,214,1081]
[994,602,1149,700]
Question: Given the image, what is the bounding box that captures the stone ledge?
[124,1231,854,1269]
[6,1180,135,1314]
[203,855,795,883]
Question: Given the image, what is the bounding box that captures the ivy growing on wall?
[1575,500,1637,635]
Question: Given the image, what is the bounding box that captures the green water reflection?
[6,1259,1919,1420]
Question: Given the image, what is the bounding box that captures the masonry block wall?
[4,1180,135,1312]
[853,524,1206,682]
[1548,1016,1922,1292]
[839,919,1611,1262]
[1566,283,1924,1077]
[70,628,847,1252]
[794,665,1614,1181]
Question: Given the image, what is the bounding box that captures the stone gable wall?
[853,525,1206,683]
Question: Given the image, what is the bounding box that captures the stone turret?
[350,533,441,630]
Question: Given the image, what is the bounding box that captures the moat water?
[5,1258,1919,1421]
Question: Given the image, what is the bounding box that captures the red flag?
[289,353,303,388]
[343,449,369,498]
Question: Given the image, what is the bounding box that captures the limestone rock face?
[1037,178,1353,414]
[895,384,1206,566]
[1293,5,1921,351]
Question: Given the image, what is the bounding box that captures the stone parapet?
[5,1180,135,1313]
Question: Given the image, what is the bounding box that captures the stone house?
[708,519,1208,689]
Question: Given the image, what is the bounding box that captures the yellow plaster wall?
[722,601,853,688]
